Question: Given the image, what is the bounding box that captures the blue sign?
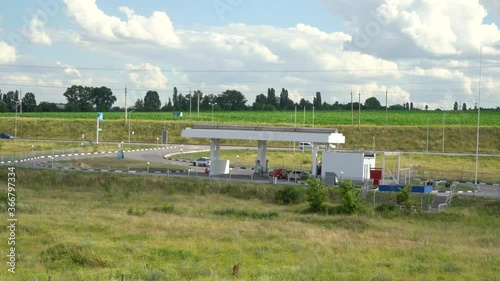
[98,112,103,122]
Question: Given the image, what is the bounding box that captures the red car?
[269,168,288,179]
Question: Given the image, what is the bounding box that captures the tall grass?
[0,169,498,280]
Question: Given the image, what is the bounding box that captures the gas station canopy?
[182,124,345,144]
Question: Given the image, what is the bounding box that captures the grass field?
[56,157,187,172]
[1,110,499,126]
[0,169,498,280]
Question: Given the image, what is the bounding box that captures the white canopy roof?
[182,124,345,144]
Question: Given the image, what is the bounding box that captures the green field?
[1,169,498,280]
[1,110,499,126]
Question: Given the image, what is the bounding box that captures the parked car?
[298,142,313,150]
[269,168,288,179]
[298,142,335,150]
[288,170,311,181]
[193,157,211,167]
[0,133,14,140]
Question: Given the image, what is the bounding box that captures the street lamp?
[211,103,217,124]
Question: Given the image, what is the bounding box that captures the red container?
[370,168,382,181]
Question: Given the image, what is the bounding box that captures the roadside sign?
[98,112,104,122]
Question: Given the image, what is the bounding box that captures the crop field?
[1,110,499,126]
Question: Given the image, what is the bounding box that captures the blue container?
[378,185,405,192]
[411,186,432,193]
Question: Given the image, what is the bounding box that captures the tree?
[279,88,294,110]
[144,91,161,111]
[364,97,382,110]
[338,180,363,214]
[217,90,247,110]
[63,85,93,112]
[425,104,429,111]
[161,98,174,111]
[306,178,327,212]
[37,102,60,112]
[172,87,178,110]
[405,102,410,109]
[3,91,19,112]
[313,92,322,110]
[462,103,467,111]
[266,88,278,108]
[133,98,144,111]
[201,94,217,110]
[299,98,313,110]
[21,92,37,112]
[453,101,459,111]
[410,102,414,110]
[0,101,8,112]
[92,87,116,111]
[253,93,267,110]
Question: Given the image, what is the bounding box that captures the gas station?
[181,124,346,176]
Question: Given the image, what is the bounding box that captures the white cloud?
[27,15,52,45]
[0,42,16,63]
[63,0,181,47]
[124,63,169,90]
[56,61,81,77]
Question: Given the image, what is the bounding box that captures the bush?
[274,186,305,205]
[338,180,363,215]
[396,186,418,214]
[375,203,397,213]
[306,178,328,212]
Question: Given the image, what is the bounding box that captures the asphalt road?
[3,143,499,198]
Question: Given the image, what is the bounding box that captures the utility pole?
[442,107,446,152]
[474,46,482,190]
[19,89,22,114]
[385,88,388,126]
[351,90,353,125]
[303,106,305,127]
[189,88,192,117]
[197,90,200,118]
[312,106,315,127]
[358,91,361,129]
[125,86,127,125]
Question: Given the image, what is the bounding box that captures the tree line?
[0,86,497,112]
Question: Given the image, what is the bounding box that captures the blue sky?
[0,0,499,109]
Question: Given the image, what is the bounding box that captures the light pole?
[294,105,297,127]
[147,162,150,174]
[211,103,217,124]
[312,106,315,127]
[303,106,305,127]
[128,110,135,144]
[156,137,159,147]
[426,118,430,155]
[442,107,446,152]
[474,46,483,191]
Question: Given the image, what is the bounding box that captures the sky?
[0,0,499,110]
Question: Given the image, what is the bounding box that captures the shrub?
[338,180,363,215]
[306,178,328,212]
[375,203,397,213]
[274,186,305,205]
[153,204,175,214]
[396,186,418,214]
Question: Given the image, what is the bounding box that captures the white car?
[193,157,211,167]
[288,170,310,181]
[298,142,335,150]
